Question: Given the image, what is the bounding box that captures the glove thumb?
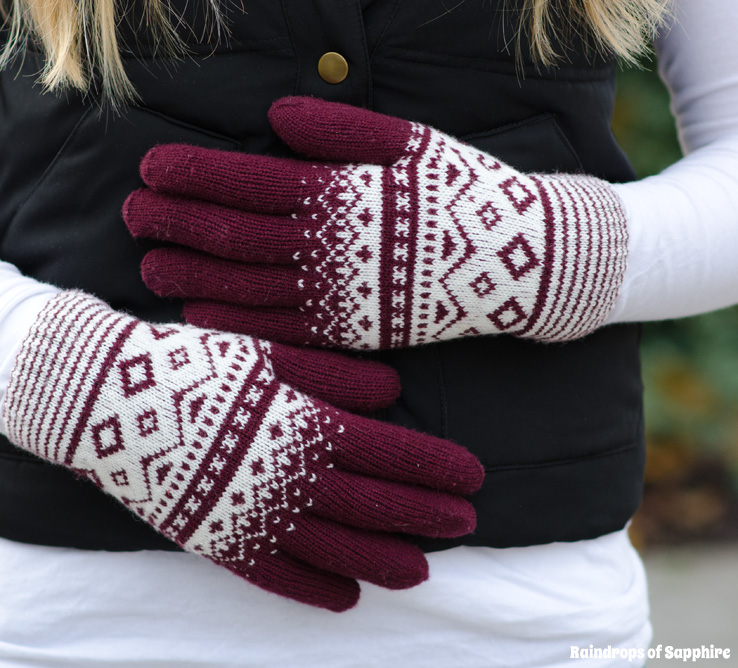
[268,96,413,165]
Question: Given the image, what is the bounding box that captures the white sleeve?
[605,0,738,324]
[0,262,59,434]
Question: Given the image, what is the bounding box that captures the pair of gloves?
[2,97,629,611]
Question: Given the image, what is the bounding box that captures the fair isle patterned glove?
[3,292,482,611]
[124,96,629,350]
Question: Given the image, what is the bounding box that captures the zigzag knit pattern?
[295,125,628,348]
[4,291,329,561]
[124,97,629,350]
[3,291,483,611]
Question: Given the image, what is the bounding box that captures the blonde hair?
[0,0,670,104]
[518,0,670,66]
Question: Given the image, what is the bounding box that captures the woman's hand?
[3,291,482,611]
[124,96,628,349]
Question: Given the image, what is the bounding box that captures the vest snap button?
[318,52,349,84]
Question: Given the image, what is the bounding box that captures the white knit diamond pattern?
[301,123,628,349]
[3,292,324,564]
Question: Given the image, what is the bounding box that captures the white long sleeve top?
[0,0,736,666]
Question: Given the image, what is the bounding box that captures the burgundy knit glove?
[124,96,628,349]
[2,292,482,611]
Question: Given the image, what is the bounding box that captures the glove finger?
[138,144,321,214]
[330,413,485,495]
[269,342,401,413]
[185,303,399,411]
[124,189,309,263]
[278,514,428,591]
[141,248,305,306]
[184,301,316,347]
[227,550,360,612]
[311,470,476,538]
[269,96,413,165]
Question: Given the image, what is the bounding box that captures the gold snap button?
[318,52,349,84]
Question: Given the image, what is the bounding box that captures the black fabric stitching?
[24,39,293,60]
[279,0,301,97]
[461,113,584,173]
[352,0,373,109]
[483,441,640,473]
[369,0,402,61]
[373,49,616,82]
[547,115,585,172]
[133,106,240,147]
[461,113,557,141]
[129,46,294,59]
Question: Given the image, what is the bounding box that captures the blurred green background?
[613,59,738,549]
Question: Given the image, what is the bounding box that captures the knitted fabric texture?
[125,97,629,350]
[3,292,483,611]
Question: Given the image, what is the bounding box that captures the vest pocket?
[461,113,584,174]
[7,104,239,236]
[0,105,240,319]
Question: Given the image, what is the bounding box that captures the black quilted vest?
[0,0,644,551]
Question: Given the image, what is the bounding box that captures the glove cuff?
[523,173,629,341]
[1,290,304,552]
[4,291,133,461]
